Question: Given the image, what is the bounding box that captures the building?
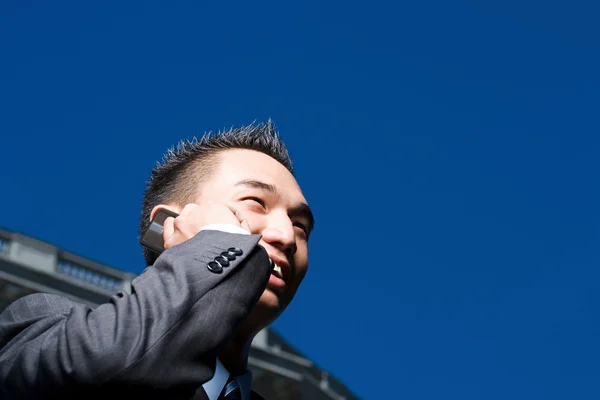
[0,226,357,399]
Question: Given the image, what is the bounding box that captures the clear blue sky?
[1,1,599,399]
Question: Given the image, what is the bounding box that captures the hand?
[157,203,251,250]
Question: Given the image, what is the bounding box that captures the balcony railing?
[0,227,134,304]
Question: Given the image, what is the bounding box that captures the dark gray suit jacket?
[0,230,271,399]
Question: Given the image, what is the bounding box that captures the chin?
[251,289,286,326]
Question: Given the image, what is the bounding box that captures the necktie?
[221,378,242,400]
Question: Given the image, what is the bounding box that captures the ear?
[150,204,181,221]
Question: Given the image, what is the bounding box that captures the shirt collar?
[202,358,253,400]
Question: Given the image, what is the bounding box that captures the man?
[0,121,313,399]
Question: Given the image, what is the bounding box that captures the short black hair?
[139,120,293,266]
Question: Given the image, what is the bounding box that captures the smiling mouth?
[268,259,284,278]
[271,263,284,280]
[268,258,287,293]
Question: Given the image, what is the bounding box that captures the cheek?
[292,249,309,281]
[246,215,267,234]
[237,205,265,231]
[286,253,308,303]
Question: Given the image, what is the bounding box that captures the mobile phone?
[140,208,179,255]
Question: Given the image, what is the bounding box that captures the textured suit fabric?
[0,230,272,399]
[250,391,266,400]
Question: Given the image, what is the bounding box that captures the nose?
[260,212,297,257]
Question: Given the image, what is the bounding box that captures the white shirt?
[200,224,253,400]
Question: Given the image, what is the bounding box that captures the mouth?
[271,261,284,279]
[268,256,289,293]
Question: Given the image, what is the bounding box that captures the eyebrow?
[235,179,315,236]
[235,179,278,194]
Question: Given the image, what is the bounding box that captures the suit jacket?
[0,230,272,399]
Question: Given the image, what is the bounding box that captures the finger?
[234,207,245,223]
[223,203,243,223]
[240,218,251,233]
[233,208,251,231]
[230,206,251,232]
[163,216,175,243]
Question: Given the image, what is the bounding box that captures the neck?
[218,321,259,375]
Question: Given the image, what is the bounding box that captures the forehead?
[211,149,306,201]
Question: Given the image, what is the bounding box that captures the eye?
[294,222,309,237]
[243,197,266,208]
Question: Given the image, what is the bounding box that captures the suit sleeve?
[0,230,272,398]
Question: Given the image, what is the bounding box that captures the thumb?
[240,218,251,233]
[234,208,251,233]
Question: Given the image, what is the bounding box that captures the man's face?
[195,149,312,327]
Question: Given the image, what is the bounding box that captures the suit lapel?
[192,385,210,400]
